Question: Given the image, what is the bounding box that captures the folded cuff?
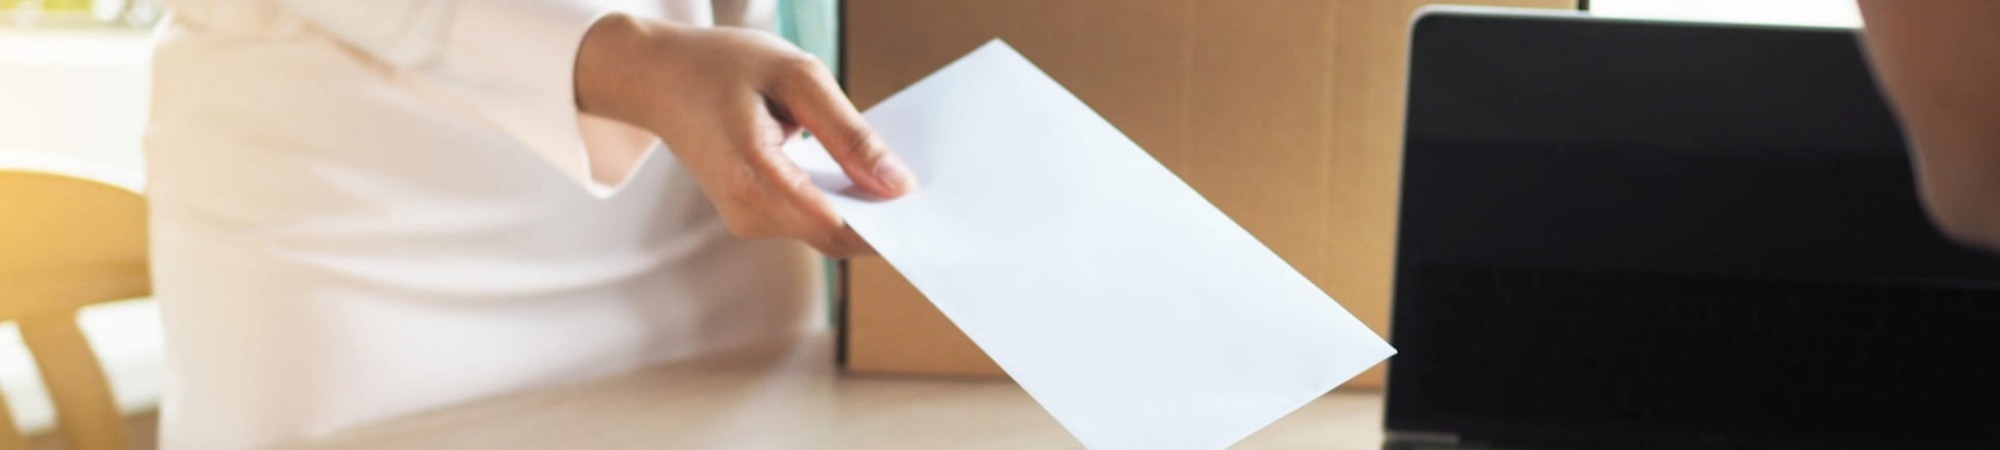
[440,1,617,193]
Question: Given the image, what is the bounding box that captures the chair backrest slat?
[0,388,24,450]
[0,264,150,321]
[0,158,149,450]
[20,311,130,450]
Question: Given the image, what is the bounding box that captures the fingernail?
[874,157,915,192]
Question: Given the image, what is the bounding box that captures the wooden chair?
[0,154,148,450]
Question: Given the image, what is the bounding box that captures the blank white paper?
[785,40,1395,450]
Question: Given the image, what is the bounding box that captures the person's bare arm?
[1856,1,2000,249]
[573,13,914,257]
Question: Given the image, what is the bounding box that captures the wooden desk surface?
[279,332,1386,449]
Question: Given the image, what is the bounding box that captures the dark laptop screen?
[1388,12,2000,449]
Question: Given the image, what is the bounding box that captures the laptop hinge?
[1386,430,1462,445]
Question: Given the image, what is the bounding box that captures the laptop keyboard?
[1391,262,2000,443]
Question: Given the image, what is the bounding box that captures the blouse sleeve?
[276,0,641,192]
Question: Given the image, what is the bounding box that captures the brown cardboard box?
[839,0,1577,387]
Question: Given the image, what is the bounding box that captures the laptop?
[1385,7,2000,450]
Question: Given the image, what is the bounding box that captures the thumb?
[767,56,915,198]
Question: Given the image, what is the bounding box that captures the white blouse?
[144,1,820,448]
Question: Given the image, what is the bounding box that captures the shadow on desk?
[280,332,1384,449]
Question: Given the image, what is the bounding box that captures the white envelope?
[786,40,1395,450]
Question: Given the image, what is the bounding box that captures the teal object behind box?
[779,0,840,74]
[777,0,843,324]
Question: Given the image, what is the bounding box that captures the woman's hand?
[1857,0,2000,250]
[574,13,913,257]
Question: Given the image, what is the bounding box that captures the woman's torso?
[144,1,818,448]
